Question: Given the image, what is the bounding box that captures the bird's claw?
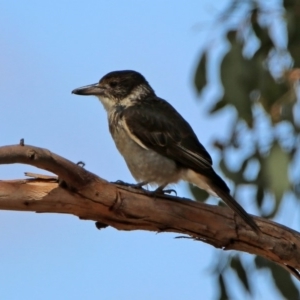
[111,180,177,196]
[112,180,147,190]
[154,187,177,196]
[77,161,86,168]
[163,189,177,195]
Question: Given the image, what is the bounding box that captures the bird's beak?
[72,83,105,96]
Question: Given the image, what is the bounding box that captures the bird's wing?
[122,97,213,171]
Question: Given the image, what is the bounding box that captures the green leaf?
[255,257,300,300]
[263,142,291,203]
[230,256,251,294]
[220,31,258,126]
[257,142,291,217]
[257,69,290,119]
[189,184,209,202]
[194,51,207,94]
[254,256,269,269]
[256,185,264,208]
[271,264,300,300]
[218,273,229,300]
[286,2,300,67]
[219,157,248,186]
[251,9,274,57]
[209,99,227,114]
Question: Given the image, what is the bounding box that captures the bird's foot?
[152,186,177,196]
[112,180,148,190]
[112,181,177,196]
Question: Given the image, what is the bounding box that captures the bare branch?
[0,144,102,187]
[0,144,299,280]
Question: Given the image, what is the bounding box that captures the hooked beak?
[72,83,105,96]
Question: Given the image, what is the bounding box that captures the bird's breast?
[107,109,182,186]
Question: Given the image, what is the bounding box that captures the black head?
[72,70,154,103]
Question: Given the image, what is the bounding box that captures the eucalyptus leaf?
[256,185,264,208]
[218,274,229,300]
[192,0,300,298]
[220,31,258,126]
[209,99,227,114]
[286,2,300,67]
[194,52,207,94]
[255,257,300,299]
[230,256,251,294]
[251,9,274,57]
[189,184,209,202]
[263,142,291,203]
[257,70,290,119]
[219,157,248,185]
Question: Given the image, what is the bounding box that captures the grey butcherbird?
[72,70,259,233]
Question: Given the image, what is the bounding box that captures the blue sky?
[0,1,296,299]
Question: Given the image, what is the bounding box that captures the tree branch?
[0,143,299,280]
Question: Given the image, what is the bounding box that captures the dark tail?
[187,168,260,234]
[209,172,260,234]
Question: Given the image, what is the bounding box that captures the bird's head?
[72,70,154,111]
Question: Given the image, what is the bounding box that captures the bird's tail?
[211,182,260,233]
[184,169,260,234]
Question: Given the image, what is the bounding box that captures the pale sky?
[0,1,297,299]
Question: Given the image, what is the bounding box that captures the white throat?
[96,95,115,112]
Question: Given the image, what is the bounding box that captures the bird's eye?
[109,81,118,88]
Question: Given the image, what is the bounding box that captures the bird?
[72,70,259,233]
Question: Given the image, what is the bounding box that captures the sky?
[0,1,297,299]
